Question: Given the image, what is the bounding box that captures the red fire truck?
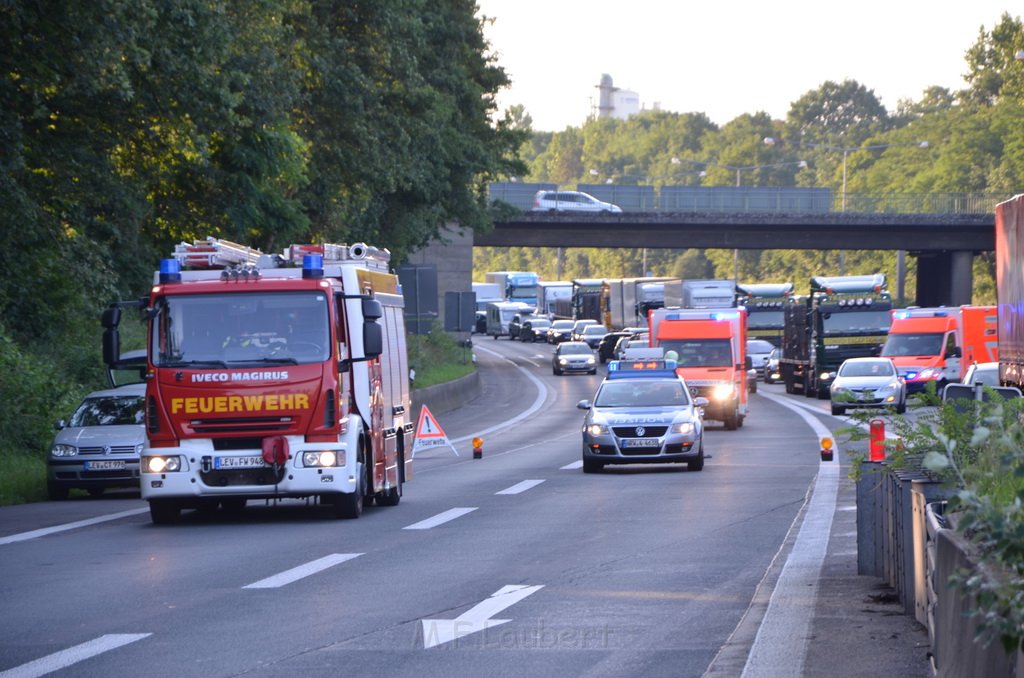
[102,238,412,524]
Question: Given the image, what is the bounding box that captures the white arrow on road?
[421,584,544,649]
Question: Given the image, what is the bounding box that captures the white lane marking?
[0,633,151,678]
[782,396,901,439]
[0,508,150,546]
[740,391,839,678]
[421,584,544,649]
[403,507,477,530]
[452,344,551,445]
[495,479,545,495]
[243,553,363,589]
[561,460,584,470]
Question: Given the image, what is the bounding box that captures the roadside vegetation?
[840,389,1024,655]
[407,327,476,389]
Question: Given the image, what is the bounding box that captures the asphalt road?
[0,338,872,677]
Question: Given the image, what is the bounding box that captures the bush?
[407,324,475,389]
[841,387,1024,655]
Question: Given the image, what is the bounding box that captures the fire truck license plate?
[84,460,126,471]
[621,438,660,448]
[214,456,267,470]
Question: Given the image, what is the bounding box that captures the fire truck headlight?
[51,444,77,458]
[671,421,695,435]
[302,450,344,467]
[711,384,735,401]
[918,368,939,380]
[144,456,181,473]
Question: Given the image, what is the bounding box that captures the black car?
[520,317,551,342]
[547,319,575,344]
[597,331,631,364]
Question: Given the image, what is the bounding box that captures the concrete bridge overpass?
[406,186,1004,327]
[474,210,994,306]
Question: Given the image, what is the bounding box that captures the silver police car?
[577,359,707,473]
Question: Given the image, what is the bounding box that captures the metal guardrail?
[489,182,1007,216]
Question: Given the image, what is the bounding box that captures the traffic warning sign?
[412,406,458,457]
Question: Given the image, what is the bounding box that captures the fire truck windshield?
[153,292,330,367]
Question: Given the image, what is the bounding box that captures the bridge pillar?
[405,223,474,331]
[914,251,974,307]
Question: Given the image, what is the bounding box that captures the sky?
[474,1,1018,132]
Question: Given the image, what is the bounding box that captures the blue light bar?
[894,310,909,319]
[711,311,738,321]
[302,254,324,279]
[606,359,678,379]
[159,258,181,284]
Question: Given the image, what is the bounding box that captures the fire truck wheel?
[333,459,366,519]
[724,412,738,431]
[377,482,401,507]
[149,499,181,525]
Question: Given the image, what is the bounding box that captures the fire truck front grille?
[200,468,284,487]
[187,417,294,435]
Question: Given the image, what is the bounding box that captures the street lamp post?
[672,156,808,281]
[763,137,929,279]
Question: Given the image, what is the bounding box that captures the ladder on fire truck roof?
[172,237,391,272]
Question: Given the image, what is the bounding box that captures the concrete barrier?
[410,369,480,418]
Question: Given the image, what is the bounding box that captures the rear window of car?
[839,361,895,377]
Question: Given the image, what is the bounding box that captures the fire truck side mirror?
[101,307,120,367]
[361,298,383,320]
[101,306,121,328]
[363,322,383,358]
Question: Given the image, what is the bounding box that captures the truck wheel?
[688,444,705,472]
[737,414,745,428]
[804,377,816,398]
[582,458,604,473]
[149,499,181,525]
[724,412,738,431]
[333,459,366,519]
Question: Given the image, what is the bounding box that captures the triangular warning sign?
[415,405,448,439]
[412,406,458,457]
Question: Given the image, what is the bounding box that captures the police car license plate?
[214,456,267,470]
[622,438,660,448]
[84,460,125,471]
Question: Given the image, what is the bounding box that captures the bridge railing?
[489,182,1008,215]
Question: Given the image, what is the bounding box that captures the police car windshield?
[595,380,689,407]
